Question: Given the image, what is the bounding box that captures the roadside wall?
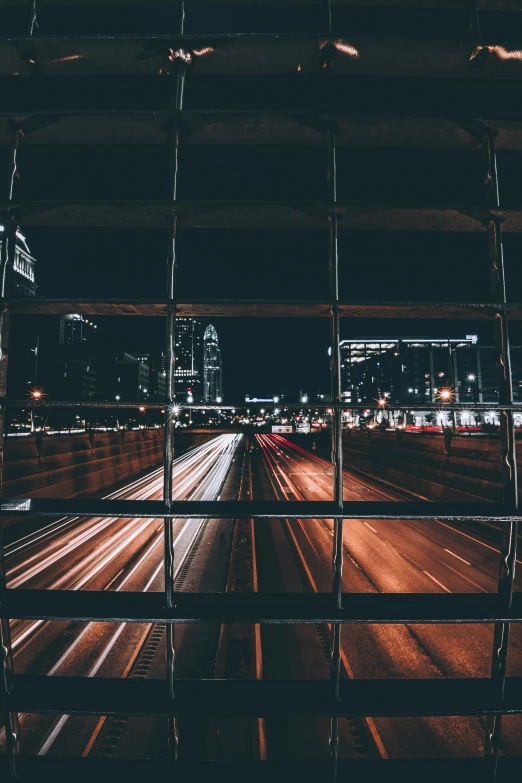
[2,429,218,500]
[286,430,518,502]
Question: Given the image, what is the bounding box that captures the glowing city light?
[438,388,452,401]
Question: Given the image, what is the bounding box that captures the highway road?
[3,429,521,763]
[1,433,243,758]
[253,433,522,761]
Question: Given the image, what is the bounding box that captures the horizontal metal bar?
[0,0,518,8]
[4,398,522,411]
[0,0,519,8]
[2,590,522,624]
[0,758,521,783]
[1,111,521,150]
[5,675,522,717]
[7,297,522,320]
[0,498,517,520]
[2,201,521,232]
[1,35,522,80]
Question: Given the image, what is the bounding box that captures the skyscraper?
[174,318,203,400]
[0,226,37,297]
[203,324,223,403]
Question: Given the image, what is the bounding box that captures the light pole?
[29,388,43,433]
[437,387,454,431]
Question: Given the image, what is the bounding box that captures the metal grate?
[0,1,522,780]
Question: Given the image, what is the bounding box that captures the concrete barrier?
[340,429,510,502]
[2,429,219,500]
[285,430,517,502]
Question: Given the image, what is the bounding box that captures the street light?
[29,388,44,433]
[437,388,453,401]
[467,374,476,382]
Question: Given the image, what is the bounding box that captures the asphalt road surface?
[2,433,242,758]
[252,433,522,761]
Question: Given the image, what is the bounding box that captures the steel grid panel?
[0,1,521,779]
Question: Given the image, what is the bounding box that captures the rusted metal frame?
[482,134,519,771]
[327,126,343,778]
[464,0,481,38]
[164,53,187,764]
[0,127,24,781]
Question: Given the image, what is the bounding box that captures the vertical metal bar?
[483,134,518,773]
[164,54,187,763]
[29,0,39,36]
[325,0,332,35]
[327,126,343,781]
[0,129,24,781]
[464,0,481,39]
[179,0,186,35]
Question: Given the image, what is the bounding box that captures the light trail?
[9,435,240,654]
[36,433,241,756]
[7,437,228,568]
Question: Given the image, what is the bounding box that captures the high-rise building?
[112,353,150,402]
[174,318,203,401]
[59,314,98,346]
[132,352,166,401]
[6,229,38,403]
[0,226,37,297]
[339,335,519,406]
[203,324,223,403]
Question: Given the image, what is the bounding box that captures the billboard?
[272,425,293,434]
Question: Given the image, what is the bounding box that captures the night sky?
[3,4,522,400]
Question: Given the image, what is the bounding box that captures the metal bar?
[3,398,522,412]
[464,0,481,39]
[1,497,518,522]
[4,590,522,626]
[164,52,187,763]
[0,128,24,782]
[2,756,522,782]
[4,675,522,719]
[28,0,38,36]
[327,125,343,779]
[179,0,186,35]
[483,132,519,770]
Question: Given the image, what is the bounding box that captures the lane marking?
[444,549,471,566]
[423,571,451,593]
[364,522,378,534]
[438,559,488,593]
[435,518,522,568]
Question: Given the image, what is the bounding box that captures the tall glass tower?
[203,324,223,403]
[174,317,203,400]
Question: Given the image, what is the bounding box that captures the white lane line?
[444,548,471,566]
[38,715,69,756]
[434,519,522,567]
[423,571,451,593]
[364,522,378,534]
[37,434,241,756]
